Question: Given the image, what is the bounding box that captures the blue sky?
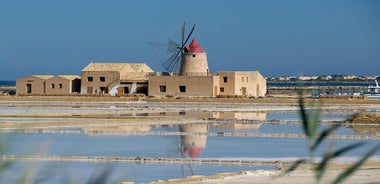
[0,0,379,80]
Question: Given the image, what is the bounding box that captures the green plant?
[284,88,380,184]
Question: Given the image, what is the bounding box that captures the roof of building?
[31,75,55,80]
[128,63,154,72]
[82,62,130,72]
[120,72,151,81]
[81,62,154,73]
[56,75,81,80]
[185,39,204,53]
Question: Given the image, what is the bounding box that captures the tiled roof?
[57,75,81,80]
[31,75,55,80]
[82,62,154,73]
[82,63,130,72]
[120,72,151,81]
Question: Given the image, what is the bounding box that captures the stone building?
[15,26,266,97]
[16,75,81,95]
[16,75,54,95]
[217,71,266,97]
[45,75,81,94]
[148,38,266,97]
[80,62,153,95]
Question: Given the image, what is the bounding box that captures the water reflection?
[83,125,151,135]
[212,112,266,120]
[348,124,380,137]
[179,124,208,158]
[117,111,267,120]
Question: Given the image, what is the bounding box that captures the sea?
[0,81,15,86]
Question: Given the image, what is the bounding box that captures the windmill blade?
[181,22,185,46]
[180,23,196,49]
[162,51,181,72]
[167,39,179,53]
[149,41,179,53]
[169,54,181,72]
[152,23,196,72]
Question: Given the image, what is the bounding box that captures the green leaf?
[333,143,380,184]
[309,106,321,136]
[86,165,113,184]
[297,89,310,137]
[311,124,340,152]
[0,161,12,171]
[334,142,366,158]
[316,142,366,182]
[280,159,307,177]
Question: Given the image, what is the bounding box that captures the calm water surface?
[0,105,379,183]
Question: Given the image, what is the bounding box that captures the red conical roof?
[185,39,204,53]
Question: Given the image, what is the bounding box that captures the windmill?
[150,23,209,76]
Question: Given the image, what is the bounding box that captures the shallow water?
[0,102,379,183]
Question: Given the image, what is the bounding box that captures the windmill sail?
[161,23,196,72]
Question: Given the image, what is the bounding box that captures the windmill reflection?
[165,123,209,177]
[179,124,208,158]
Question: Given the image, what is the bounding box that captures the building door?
[256,84,260,96]
[214,86,218,96]
[26,84,32,93]
[117,87,123,94]
[136,87,148,95]
[124,87,129,94]
[87,87,93,94]
[242,87,247,96]
[136,83,148,95]
[100,87,109,94]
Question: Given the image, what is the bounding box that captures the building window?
[87,77,93,82]
[223,77,228,83]
[51,84,55,89]
[220,87,224,92]
[159,85,166,92]
[100,77,105,82]
[246,77,249,82]
[59,84,62,89]
[242,77,244,83]
[179,85,186,93]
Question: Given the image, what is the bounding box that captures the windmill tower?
[160,23,209,76]
[180,38,209,76]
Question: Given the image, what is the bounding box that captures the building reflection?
[179,124,208,158]
[348,124,380,137]
[82,125,151,135]
[212,111,266,120]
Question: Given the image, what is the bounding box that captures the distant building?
[15,25,267,97]
[16,75,54,95]
[80,62,153,95]
[16,75,81,95]
[148,38,266,97]
[45,75,81,94]
[217,71,266,97]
